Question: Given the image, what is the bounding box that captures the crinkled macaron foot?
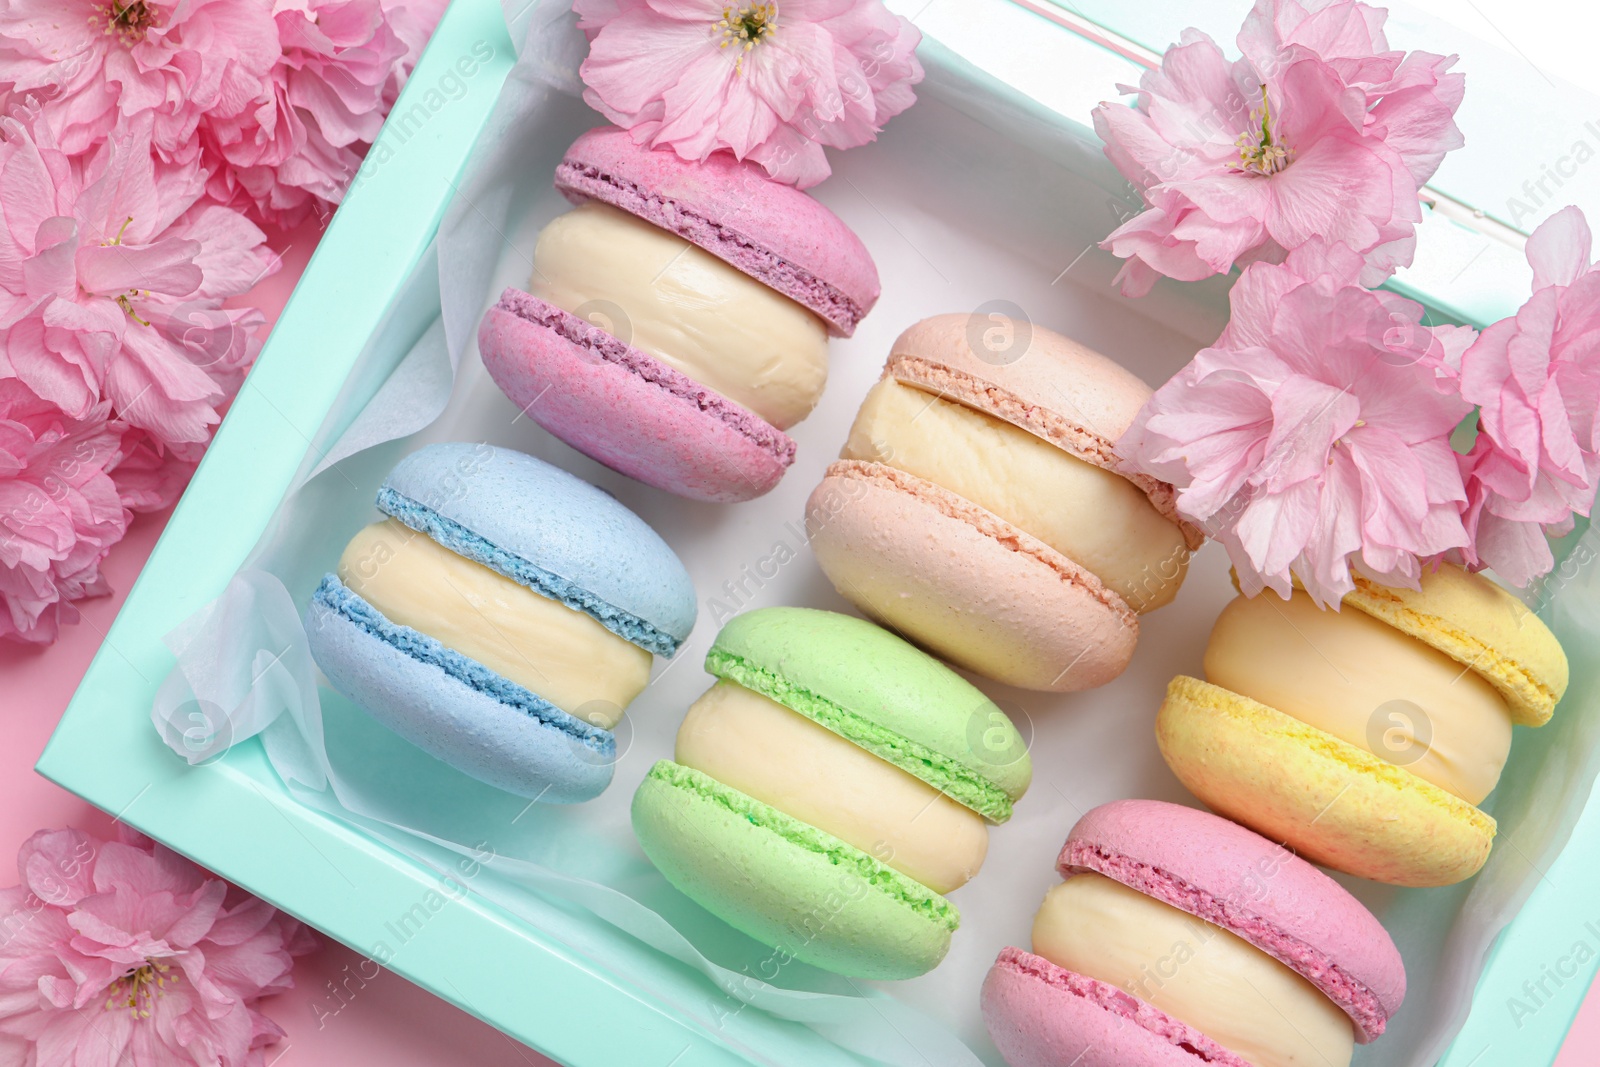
[806,460,1137,691]
[479,288,794,503]
[982,947,1253,1067]
[554,126,880,336]
[305,576,616,801]
[1156,675,1496,886]
[631,761,958,980]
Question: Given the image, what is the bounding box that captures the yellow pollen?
[716,4,777,73]
[103,959,178,1019]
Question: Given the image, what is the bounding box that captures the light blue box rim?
[33,1,1599,1065]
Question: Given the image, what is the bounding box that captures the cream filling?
[529,200,829,430]
[1204,591,1513,804]
[337,519,651,728]
[674,680,989,893]
[1032,874,1354,1067]
[841,376,1188,610]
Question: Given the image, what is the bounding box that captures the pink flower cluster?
[1120,241,1475,603]
[574,0,923,188]
[1094,0,1462,297]
[1107,0,1600,604]
[0,827,316,1066]
[1113,0,1600,600]
[0,0,445,643]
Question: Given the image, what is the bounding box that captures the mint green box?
[36,0,1600,1064]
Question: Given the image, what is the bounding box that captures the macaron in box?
[304,442,695,802]
[808,313,1202,692]
[632,606,1031,980]
[477,126,880,503]
[983,800,1406,1067]
[1159,564,1568,886]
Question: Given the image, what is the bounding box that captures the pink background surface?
[3,230,1596,1067]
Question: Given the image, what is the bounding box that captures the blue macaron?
[304,442,696,801]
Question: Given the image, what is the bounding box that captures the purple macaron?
[479,126,880,503]
[982,800,1405,1067]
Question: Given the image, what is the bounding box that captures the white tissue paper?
[149,2,1600,1064]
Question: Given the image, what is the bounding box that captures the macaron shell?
[981,947,1252,1067]
[305,582,614,802]
[886,315,1200,547]
[478,289,793,503]
[1345,566,1567,727]
[1157,675,1495,887]
[705,604,1030,821]
[1060,798,1404,1039]
[631,761,956,980]
[556,126,879,335]
[806,461,1137,692]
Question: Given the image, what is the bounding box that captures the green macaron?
[632,607,1031,980]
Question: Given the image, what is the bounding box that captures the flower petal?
[1526,205,1593,291]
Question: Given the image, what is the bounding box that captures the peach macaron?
[805,314,1201,691]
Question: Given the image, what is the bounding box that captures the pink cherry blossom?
[1456,206,1600,585]
[202,0,415,228]
[0,109,271,459]
[1238,0,1465,187]
[0,106,270,641]
[1118,240,1475,604]
[573,0,923,188]
[0,381,128,644]
[0,0,280,162]
[1093,0,1462,297]
[0,826,316,1066]
[0,1,443,644]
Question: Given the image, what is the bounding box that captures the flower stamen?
[1233,84,1293,176]
[716,4,777,74]
[104,216,134,247]
[96,217,152,324]
[104,959,178,1019]
[116,290,151,326]
[91,2,162,46]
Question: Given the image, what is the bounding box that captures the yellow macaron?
[1157,563,1567,887]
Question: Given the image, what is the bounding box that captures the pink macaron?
[982,800,1405,1067]
[478,126,880,503]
